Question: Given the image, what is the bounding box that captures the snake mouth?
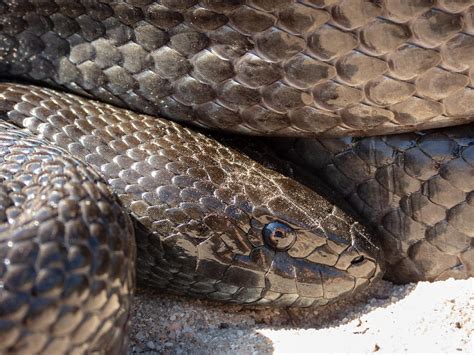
[209,213,383,306]
[188,211,382,307]
[261,254,376,307]
[255,227,382,306]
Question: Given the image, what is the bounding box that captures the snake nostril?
[351,255,365,265]
[262,221,296,251]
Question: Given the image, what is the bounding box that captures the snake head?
[218,176,382,307]
[159,163,384,307]
[241,209,383,307]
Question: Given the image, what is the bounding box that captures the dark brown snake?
[0,1,472,353]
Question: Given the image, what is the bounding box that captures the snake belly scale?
[0,0,472,354]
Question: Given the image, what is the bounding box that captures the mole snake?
[0,1,472,353]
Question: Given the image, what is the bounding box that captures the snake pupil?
[273,229,285,240]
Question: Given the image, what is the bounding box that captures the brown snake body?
[0,1,472,353]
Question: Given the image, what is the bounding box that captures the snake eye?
[263,221,296,251]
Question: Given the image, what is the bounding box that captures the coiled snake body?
[0,1,472,353]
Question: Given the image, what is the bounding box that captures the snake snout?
[258,181,384,301]
[254,220,383,307]
[200,197,384,307]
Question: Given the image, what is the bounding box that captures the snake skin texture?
[0,122,136,353]
[0,83,382,310]
[266,124,474,283]
[0,1,473,353]
[0,0,473,136]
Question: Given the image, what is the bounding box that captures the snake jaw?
[194,209,383,307]
[242,198,383,304]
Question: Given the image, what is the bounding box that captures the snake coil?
[0,1,472,353]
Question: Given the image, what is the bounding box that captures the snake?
[0,0,472,353]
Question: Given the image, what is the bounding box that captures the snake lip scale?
[0,1,473,354]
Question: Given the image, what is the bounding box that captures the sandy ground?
[128,278,473,354]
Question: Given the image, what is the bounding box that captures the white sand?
[129,278,473,354]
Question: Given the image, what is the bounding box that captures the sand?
[128,277,473,354]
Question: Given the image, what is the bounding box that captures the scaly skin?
[0,121,135,354]
[0,83,382,352]
[0,0,473,353]
[0,0,472,136]
[265,124,474,283]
